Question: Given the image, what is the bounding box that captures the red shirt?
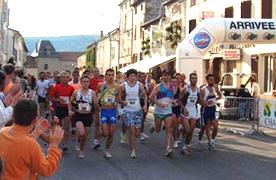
[89,77,103,92]
[49,83,74,107]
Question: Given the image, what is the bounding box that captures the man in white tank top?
[118,69,148,159]
[199,74,222,150]
[179,73,199,154]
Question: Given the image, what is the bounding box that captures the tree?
[141,38,151,56]
[165,21,182,50]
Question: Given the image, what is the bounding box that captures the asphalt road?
[45,117,276,180]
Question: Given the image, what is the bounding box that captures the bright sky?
[8,0,121,37]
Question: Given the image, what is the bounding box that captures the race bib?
[78,103,91,112]
[60,96,69,104]
[188,96,197,104]
[105,95,115,103]
[207,98,216,106]
[127,98,138,106]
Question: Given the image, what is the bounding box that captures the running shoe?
[104,150,112,159]
[120,132,128,144]
[210,139,216,149]
[78,151,85,159]
[181,144,190,155]
[165,148,174,157]
[93,139,100,150]
[130,151,136,159]
[141,133,149,138]
[140,136,145,142]
[196,140,203,152]
[75,143,80,151]
[173,141,179,149]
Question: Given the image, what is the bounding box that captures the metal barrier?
[218,97,259,121]
[218,97,260,134]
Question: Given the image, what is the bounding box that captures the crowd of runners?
[0,64,222,179]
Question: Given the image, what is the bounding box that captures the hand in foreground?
[49,126,64,147]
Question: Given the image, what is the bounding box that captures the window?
[225,7,234,18]
[44,64,48,70]
[264,56,273,93]
[241,0,251,18]
[190,0,196,7]
[262,0,272,18]
[141,4,143,11]
[140,22,144,39]
[226,61,236,72]
[135,7,137,14]
[189,19,196,33]
[134,25,137,40]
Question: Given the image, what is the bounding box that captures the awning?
[120,55,176,73]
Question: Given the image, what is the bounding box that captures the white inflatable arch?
[176,18,276,85]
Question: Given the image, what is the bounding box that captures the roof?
[8,28,29,53]
[131,0,145,6]
[31,40,59,58]
[142,15,163,28]
[59,52,84,62]
[162,0,179,6]
[24,55,37,68]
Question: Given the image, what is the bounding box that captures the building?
[131,0,167,62]
[119,0,134,68]
[85,41,97,70]
[96,29,120,74]
[185,0,276,95]
[32,40,83,76]
[24,55,37,77]
[7,28,29,67]
[0,0,9,66]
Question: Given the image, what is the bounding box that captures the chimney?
[100,31,104,38]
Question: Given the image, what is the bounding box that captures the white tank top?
[204,86,217,107]
[124,82,141,112]
[186,86,199,109]
[76,89,93,113]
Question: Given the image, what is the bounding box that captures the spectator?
[0,100,64,179]
[237,84,251,121]
[250,74,260,98]
[0,70,23,129]
[2,64,16,95]
[15,68,28,92]
[0,156,3,179]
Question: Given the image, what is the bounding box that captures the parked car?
[217,72,253,119]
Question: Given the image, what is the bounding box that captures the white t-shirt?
[36,80,50,98]
[251,82,260,98]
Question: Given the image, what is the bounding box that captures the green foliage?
[141,38,151,56]
[85,46,96,70]
[165,21,182,50]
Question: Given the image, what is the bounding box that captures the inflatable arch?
[176,18,276,85]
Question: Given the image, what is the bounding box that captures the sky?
[8,0,121,37]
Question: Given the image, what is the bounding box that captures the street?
[47,115,276,180]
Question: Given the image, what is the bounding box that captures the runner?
[36,72,50,117]
[138,72,150,142]
[199,74,222,150]
[149,70,174,157]
[119,69,147,158]
[49,71,75,152]
[90,67,103,150]
[179,73,200,154]
[98,68,118,159]
[171,76,182,149]
[69,69,81,90]
[115,72,129,145]
[71,75,97,158]
[69,69,81,136]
